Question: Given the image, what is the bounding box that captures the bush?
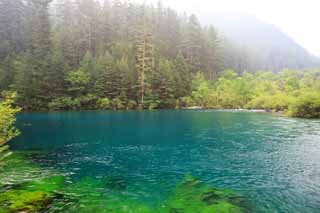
[179,97,195,108]
[96,98,111,110]
[288,92,320,118]
[76,94,98,109]
[246,93,294,111]
[48,97,76,111]
[111,98,125,110]
[126,100,137,110]
[148,102,159,110]
[0,92,20,164]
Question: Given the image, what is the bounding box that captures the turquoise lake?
[8,110,320,212]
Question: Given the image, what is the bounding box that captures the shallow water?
[7,110,320,212]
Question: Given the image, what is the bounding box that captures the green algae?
[0,153,253,213]
[0,152,59,187]
[103,176,127,190]
[0,152,66,213]
[159,175,247,213]
[0,175,66,213]
[49,177,152,213]
[50,175,252,213]
[201,201,242,213]
[0,190,52,212]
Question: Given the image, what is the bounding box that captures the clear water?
[10,110,320,212]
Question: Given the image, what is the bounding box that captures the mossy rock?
[0,152,35,172]
[103,176,127,190]
[102,199,154,213]
[0,175,66,213]
[24,176,65,193]
[54,177,154,213]
[0,153,67,213]
[161,176,252,213]
[0,190,52,212]
[201,201,242,213]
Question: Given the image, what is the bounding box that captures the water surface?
[10,110,320,212]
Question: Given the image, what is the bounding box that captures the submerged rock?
[161,175,253,213]
[103,176,127,190]
[0,175,66,213]
[201,190,222,205]
[0,153,66,213]
[0,153,254,213]
[0,190,52,212]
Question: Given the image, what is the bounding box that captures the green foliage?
[96,98,111,110]
[127,100,137,110]
[0,0,319,117]
[179,96,196,108]
[161,175,250,213]
[246,93,295,111]
[111,98,125,110]
[76,94,98,110]
[94,51,115,97]
[48,96,77,111]
[185,69,320,118]
[148,102,159,110]
[0,0,320,117]
[0,92,20,164]
[288,91,320,118]
[151,59,176,108]
[174,52,192,98]
[66,70,91,96]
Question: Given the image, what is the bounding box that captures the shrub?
[288,92,320,118]
[0,92,20,164]
[96,98,111,110]
[163,98,177,109]
[148,102,159,110]
[179,97,195,108]
[111,98,125,110]
[48,97,75,111]
[76,94,98,109]
[126,100,137,110]
[246,93,294,111]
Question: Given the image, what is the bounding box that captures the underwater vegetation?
[0,153,65,212]
[0,153,253,213]
[160,175,252,213]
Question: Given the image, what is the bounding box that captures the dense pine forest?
[0,0,319,117]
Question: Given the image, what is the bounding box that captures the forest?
[1,1,320,213]
[0,0,319,117]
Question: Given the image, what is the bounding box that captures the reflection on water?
[3,110,320,212]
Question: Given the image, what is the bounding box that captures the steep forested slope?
[201,12,319,72]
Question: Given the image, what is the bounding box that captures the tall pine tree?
[134,7,155,107]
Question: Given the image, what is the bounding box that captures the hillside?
[200,11,320,72]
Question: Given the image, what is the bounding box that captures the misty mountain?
[200,12,320,72]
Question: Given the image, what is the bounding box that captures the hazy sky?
[134,0,320,56]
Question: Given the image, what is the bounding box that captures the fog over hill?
[199,11,320,72]
[138,0,320,72]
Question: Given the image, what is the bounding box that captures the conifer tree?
[183,14,202,73]
[57,0,79,68]
[94,51,115,97]
[18,0,53,109]
[116,57,132,101]
[134,8,155,107]
[174,52,192,98]
[157,59,175,106]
